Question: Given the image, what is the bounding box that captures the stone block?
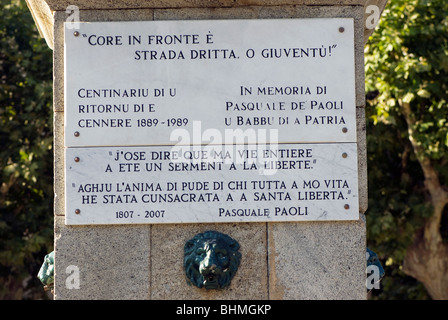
[54,215,151,299]
[150,223,268,299]
[48,3,370,300]
[268,216,366,299]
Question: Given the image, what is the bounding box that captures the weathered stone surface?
[268,216,366,299]
[41,0,383,11]
[150,223,267,299]
[54,216,151,299]
[27,0,388,49]
[29,0,382,300]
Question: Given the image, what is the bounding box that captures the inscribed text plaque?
[64,19,356,147]
[65,143,359,225]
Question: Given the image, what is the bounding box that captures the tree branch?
[400,101,448,248]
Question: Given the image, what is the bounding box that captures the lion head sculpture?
[37,251,55,292]
[184,231,241,290]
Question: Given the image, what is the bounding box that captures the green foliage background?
[365,0,448,299]
[0,0,54,299]
[0,0,447,299]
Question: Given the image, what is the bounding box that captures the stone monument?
[26,0,387,300]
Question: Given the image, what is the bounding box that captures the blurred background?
[0,0,447,299]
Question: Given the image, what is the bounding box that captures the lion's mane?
[184,230,241,289]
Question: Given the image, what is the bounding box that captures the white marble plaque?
[65,143,359,225]
[64,19,356,147]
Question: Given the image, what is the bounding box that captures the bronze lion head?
[184,231,241,290]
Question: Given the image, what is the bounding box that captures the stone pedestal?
[27,0,387,300]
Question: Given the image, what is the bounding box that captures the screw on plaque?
[73,31,79,37]
[342,127,348,133]
[75,209,81,214]
[74,131,80,137]
[342,153,348,158]
[339,27,345,33]
[74,157,80,162]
